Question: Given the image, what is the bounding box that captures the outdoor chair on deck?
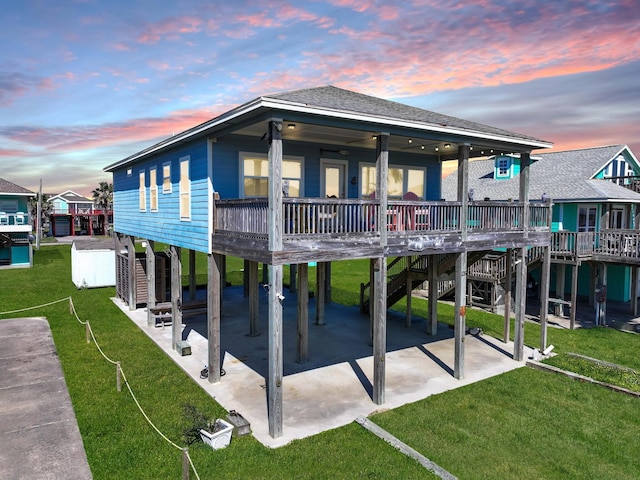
[0,212,8,225]
[15,212,25,225]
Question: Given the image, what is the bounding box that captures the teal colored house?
[443,145,640,321]
[0,178,34,268]
[104,86,553,438]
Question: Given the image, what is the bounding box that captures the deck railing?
[550,230,640,259]
[0,211,30,227]
[214,197,550,240]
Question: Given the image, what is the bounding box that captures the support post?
[372,256,387,405]
[454,252,467,379]
[513,247,527,361]
[570,262,579,330]
[504,248,512,343]
[427,255,438,335]
[376,133,389,247]
[127,235,136,310]
[632,267,639,316]
[171,246,182,350]
[208,253,222,383]
[189,249,196,301]
[325,262,332,303]
[316,262,326,325]
[539,246,551,351]
[405,262,412,328]
[297,263,309,363]
[146,240,156,327]
[249,260,259,336]
[268,264,283,438]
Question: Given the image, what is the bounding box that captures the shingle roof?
[0,178,34,195]
[105,85,551,171]
[51,190,91,203]
[442,145,640,203]
[268,86,547,144]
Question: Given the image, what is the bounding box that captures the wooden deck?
[212,198,551,264]
[551,230,640,265]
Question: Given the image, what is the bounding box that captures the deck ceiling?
[232,119,530,160]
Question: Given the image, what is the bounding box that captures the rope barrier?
[3,295,202,479]
[0,296,70,316]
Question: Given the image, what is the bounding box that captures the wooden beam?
[369,257,375,345]
[372,256,387,405]
[268,119,283,252]
[316,262,326,325]
[208,253,222,383]
[504,249,512,344]
[189,249,196,301]
[427,255,438,335]
[632,267,639,316]
[513,247,527,361]
[171,246,182,351]
[249,260,259,336]
[297,263,309,363]
[539,246,551,351]
[127,235,136,310]
[376,133,389,247]
[268,264,284,438]
[454,251,467,379]
[570,263,579,330]
[519,152,531,238]
[146,240,156,327]
[405,267,412,328]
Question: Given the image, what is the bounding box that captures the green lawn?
[1,245,639,479]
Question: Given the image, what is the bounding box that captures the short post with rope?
[116,361,122,392]
[86,320,91,344]
[182,447,189,480]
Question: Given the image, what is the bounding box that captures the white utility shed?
[71,239,116,288]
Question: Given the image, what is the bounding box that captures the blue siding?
[112,134,443,252]
[113,139,210,252]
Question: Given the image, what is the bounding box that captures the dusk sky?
[1,0,639,197]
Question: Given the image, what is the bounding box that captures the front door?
[321,160,347,198]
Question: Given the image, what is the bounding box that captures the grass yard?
[1,244,639,479]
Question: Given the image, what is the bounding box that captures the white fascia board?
[105,96,552,172]
[259,98,554,150]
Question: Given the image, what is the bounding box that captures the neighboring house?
[442,144,640,325]
[0,178,34,268]
[49,190,111,236]
[104,85,553,438]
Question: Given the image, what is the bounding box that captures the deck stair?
[360,251,488,314]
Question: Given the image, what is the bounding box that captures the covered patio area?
[114,285,532,448]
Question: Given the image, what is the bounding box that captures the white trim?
[239,152,305,198]
[138,170,146,212]
[149,167,158,212]
[320,158,349,199]
[179,156,191,221]
[105,96,552,171]
[162,162,172,194]
[358,161,426,199]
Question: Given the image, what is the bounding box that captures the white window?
[240,153,303,198]
[359,163,425,199]
[162,163,172,193]
[139,170,146,211]
[179,157,190,220]
[149,167,158,212]
[578,206,597,232]
[497,157,510,177]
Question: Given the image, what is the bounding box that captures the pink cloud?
[137,16,203,44]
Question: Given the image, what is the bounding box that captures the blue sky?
[1,0,639,196]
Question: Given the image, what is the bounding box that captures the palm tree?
[92,181,113,236]
[28,194,52,236]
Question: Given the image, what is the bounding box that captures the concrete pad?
[0,318,92,479]
[114,286,531,448]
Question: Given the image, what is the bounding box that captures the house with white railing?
[0,178,34,268]
[49,190,111,236]
[442,144,640,327]
[104,86,554,438]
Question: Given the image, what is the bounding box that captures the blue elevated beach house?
[104,86,554,437]
[0,178,33,268]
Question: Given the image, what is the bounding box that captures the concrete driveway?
[0,318,92,479]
